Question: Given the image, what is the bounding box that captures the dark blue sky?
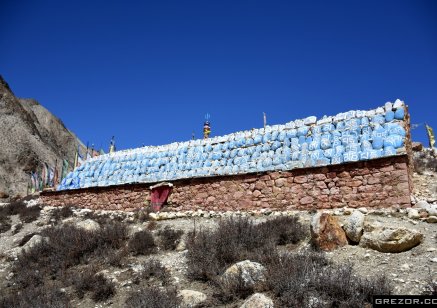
[1,0,436,150]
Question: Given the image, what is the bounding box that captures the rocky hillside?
[0,76,84,199]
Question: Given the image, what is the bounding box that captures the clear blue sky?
[1,0,436,151]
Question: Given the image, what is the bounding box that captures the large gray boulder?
[222,260,266,289]
[240,293,274,308]
[343,210,365,243]
[359,227,423,253]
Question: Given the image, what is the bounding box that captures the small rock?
[176,239,187,251]
[179,289,207,308]
[358,207,368,214]
[430,258,437,263]
[6,272,14,280]
[240,293,274,308]
[426,216,437,223]
[400,263,410,271]
[11,223,23,234]
[343,208,353,215]
[407,209,420,220]
[426,248,436,252]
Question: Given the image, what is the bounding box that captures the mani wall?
[42,100,414,211]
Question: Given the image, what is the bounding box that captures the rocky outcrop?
[359,226,423,253]
[311,212,348,251]
[222,260,266,290]
[0,75,83,199]
[75,219,100,232]
[240,293,274,308]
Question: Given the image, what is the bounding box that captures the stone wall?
[41,155,412,212]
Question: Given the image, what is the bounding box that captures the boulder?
[311,212,348,251]
[176,238,187,251]
[222,260,266,289]
[407,209,420,220]
[179,289,207,308]
[426,216,437,223]
[343,210,365,243]
[20,234,48,254]
[359,227,423,253]
[76,219,100,232]
[240,293,274,308]
[416,201,437,216]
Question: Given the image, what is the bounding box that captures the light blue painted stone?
[394,108,405,120]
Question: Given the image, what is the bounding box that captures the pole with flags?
[426,123,435,148]
[109,136,116,154]
[203,113,211,139]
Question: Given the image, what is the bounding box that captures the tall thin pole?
[263,112,267,129]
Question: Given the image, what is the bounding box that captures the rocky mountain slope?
[0,75,83,199]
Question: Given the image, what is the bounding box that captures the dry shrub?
[186,217,275,281]
[91,274,116,302]
[99,221,129,249]
[71,267,115,302]
[147,220,157,230]
[414,150,437,174]
[158,226,183,250]
[134,258,170,286]
[258,216,308,245]
[18,204,41,223]
[125,286,180,308]
[71,266,100,299]
[0,285,70,308]
[129,230,156,255]
[0,200,41,223]
[186,216,306,281]
[134,207,151,222]
[0,215,11,233]
[51,205,74,221]
[12,221,129,290]
[266,251,391,307]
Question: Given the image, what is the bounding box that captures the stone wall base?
[41,155,412,212]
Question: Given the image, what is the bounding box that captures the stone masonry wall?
[41,155,412,212]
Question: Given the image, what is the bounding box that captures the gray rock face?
[359,227,423,253]
[222,260,266,289]
[416,201,437,216]
[343,210,365,243]
[0,75,83,198]
[179,289,207,308]
[76,219,100,232]
[21,234,45,252]
[240,293,274,308]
